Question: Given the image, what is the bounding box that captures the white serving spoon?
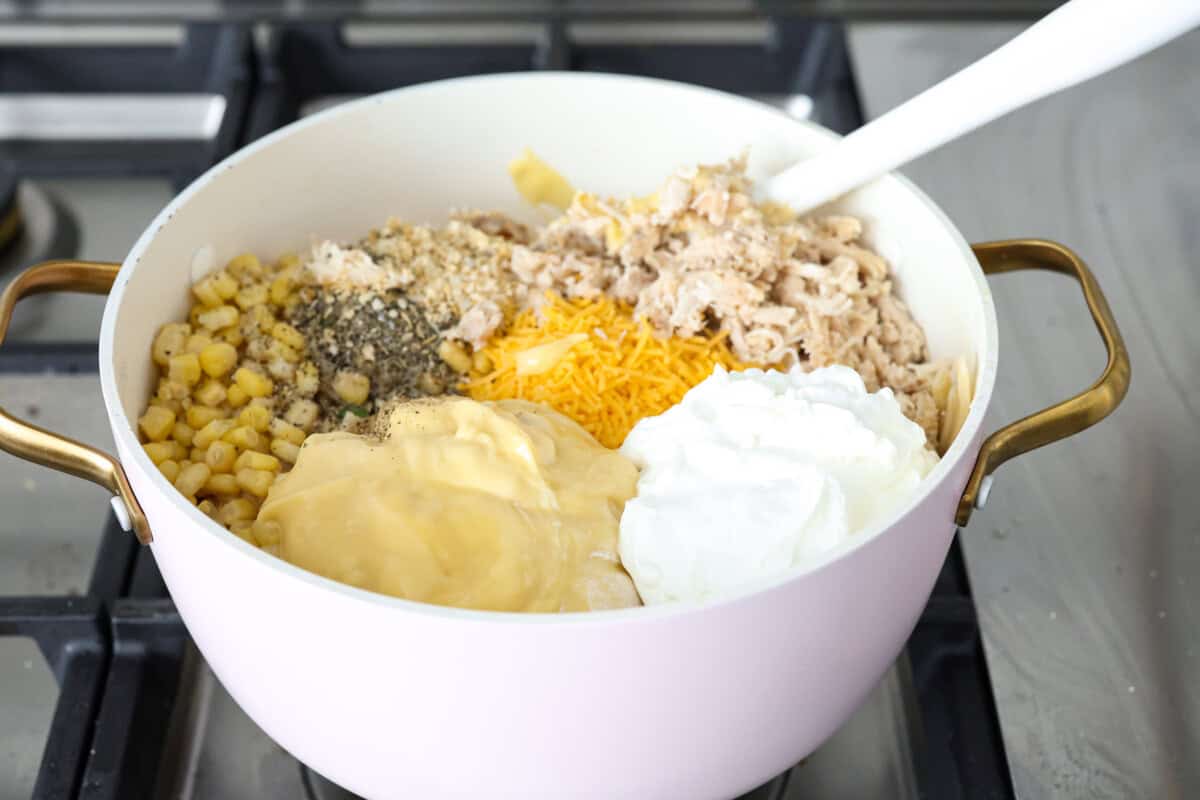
[762,0,1200,213]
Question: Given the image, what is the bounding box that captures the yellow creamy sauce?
[258,397,641,612]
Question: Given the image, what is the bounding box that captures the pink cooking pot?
[0,73,1129,799]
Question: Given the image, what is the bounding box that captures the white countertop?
[849,22,1200,798]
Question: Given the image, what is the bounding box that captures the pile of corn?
[138,252,323,548]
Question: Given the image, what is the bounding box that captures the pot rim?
[98,71,1000,625]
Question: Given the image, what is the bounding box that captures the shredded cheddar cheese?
[463,294,759,448]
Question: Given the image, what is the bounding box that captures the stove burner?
[0,180,80,335]
[0,163,20,254]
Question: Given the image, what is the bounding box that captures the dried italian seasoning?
[288,286,459,425]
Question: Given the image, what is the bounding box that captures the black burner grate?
[0,22,252,187]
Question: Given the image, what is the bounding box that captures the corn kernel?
[157,459,181,482]
[172,441,189,461]
[162,379,189,401]
[143,442,175,465]
[226,253,262,280]
[189,278,223,309]
[418,373,443,394]
[284,399,319,431]
[270,438,300,464]
[229,520,255,543]
[174,462,211,499]
[295,362,319,397]
[191,277,223,308]
[167,353,202,387]
[185,333,213,354]
[154,380,177,405]
[218,497,258,525]
[223,425,263,452]
[332,371,370,405]
[197,498,218,518]
[152,323,190,367]
[171,422,195,447]
[188,305,204,326]
[277,253,300,270]
[246,304,276,335]
[194,379,226,407]
[245,338,267,362]
[205,440,237,473]
[203,473,239,495]
[197,304,239,331]
[233,367,273,398]
[226,384,249,408]
[193,418,236,449]
[251,519,282,547]
[438,339,472,373]
[190,446,206,462]
[234,284,269,311]
[266,356,295,382]
[235,449,280,472]
[237,403,271,432]
[211,270,239,300]
[267,338,300,364]
[138,405,176,442]
[199,342,238,378]
[269,417,306,446]
[156,400,184,418]
[270,321,305,350]
[236,468,275,498]
[186,405,225,431]
[216,326,243,347]
[269,274,293,306]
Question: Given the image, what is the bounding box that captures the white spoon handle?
[763,0,1200,213]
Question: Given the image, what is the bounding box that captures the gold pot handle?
[957,240,1131,526]
[0,260,151,543]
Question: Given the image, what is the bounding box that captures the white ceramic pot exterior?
[98,74,998,799]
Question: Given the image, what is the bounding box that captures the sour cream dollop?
[618,365,938,605]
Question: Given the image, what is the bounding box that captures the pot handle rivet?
[110,495,133,532]
[975,475,994,510]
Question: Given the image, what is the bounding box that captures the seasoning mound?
[289,287,457,425]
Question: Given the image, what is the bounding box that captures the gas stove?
[0,11,1014,799]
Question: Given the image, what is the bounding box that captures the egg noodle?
[463,293,759,448]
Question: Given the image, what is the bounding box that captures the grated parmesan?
[304,241,400,292]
